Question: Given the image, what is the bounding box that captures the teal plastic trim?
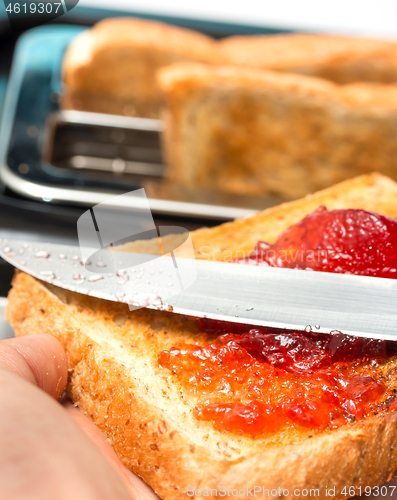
[0,25,85,172]
[0,76,7,115]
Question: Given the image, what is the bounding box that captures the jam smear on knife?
[158,208,397,436]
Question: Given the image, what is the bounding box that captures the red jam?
[237,207,397,278]
[158,207,397,436]
[158,328,388,435]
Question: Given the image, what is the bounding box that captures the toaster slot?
[43,111,164,180]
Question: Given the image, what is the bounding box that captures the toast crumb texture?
[159,63,397,199]
[6,173,397,499]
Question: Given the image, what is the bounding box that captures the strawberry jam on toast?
[159,208,397,437]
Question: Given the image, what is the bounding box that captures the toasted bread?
[159,63,397,199]
[62,18,219,118]
[220,33,397,85]
[5,173,397,500]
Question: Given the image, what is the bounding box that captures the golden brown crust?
[62,17,219,118]
[159,63,397,199]
[5,173,397,499]
[220,33,397,84]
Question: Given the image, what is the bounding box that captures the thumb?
[0,334,67,399]
[0,334,135,500]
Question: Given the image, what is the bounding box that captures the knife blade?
[1,238,397,340]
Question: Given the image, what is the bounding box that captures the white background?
[79,0,397,39]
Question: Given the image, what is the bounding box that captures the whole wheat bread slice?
[219,33,397,85]
[6,173,397,500]
[159,63,397,200]
[62,17,219,118]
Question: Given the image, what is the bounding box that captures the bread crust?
[220,33,397,85]
[62,18,219,118]
[159,63,397,199]
[6,173,397,500]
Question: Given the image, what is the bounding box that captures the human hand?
[0,334,159,500]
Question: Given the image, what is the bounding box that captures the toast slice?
[6,173,397,500]
[220,33,397,85]
[62,18,219,118]
[159,63,397,200]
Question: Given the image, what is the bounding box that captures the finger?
[0,372,134,500]
[0,334,67,399]
[64,401,160,500]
